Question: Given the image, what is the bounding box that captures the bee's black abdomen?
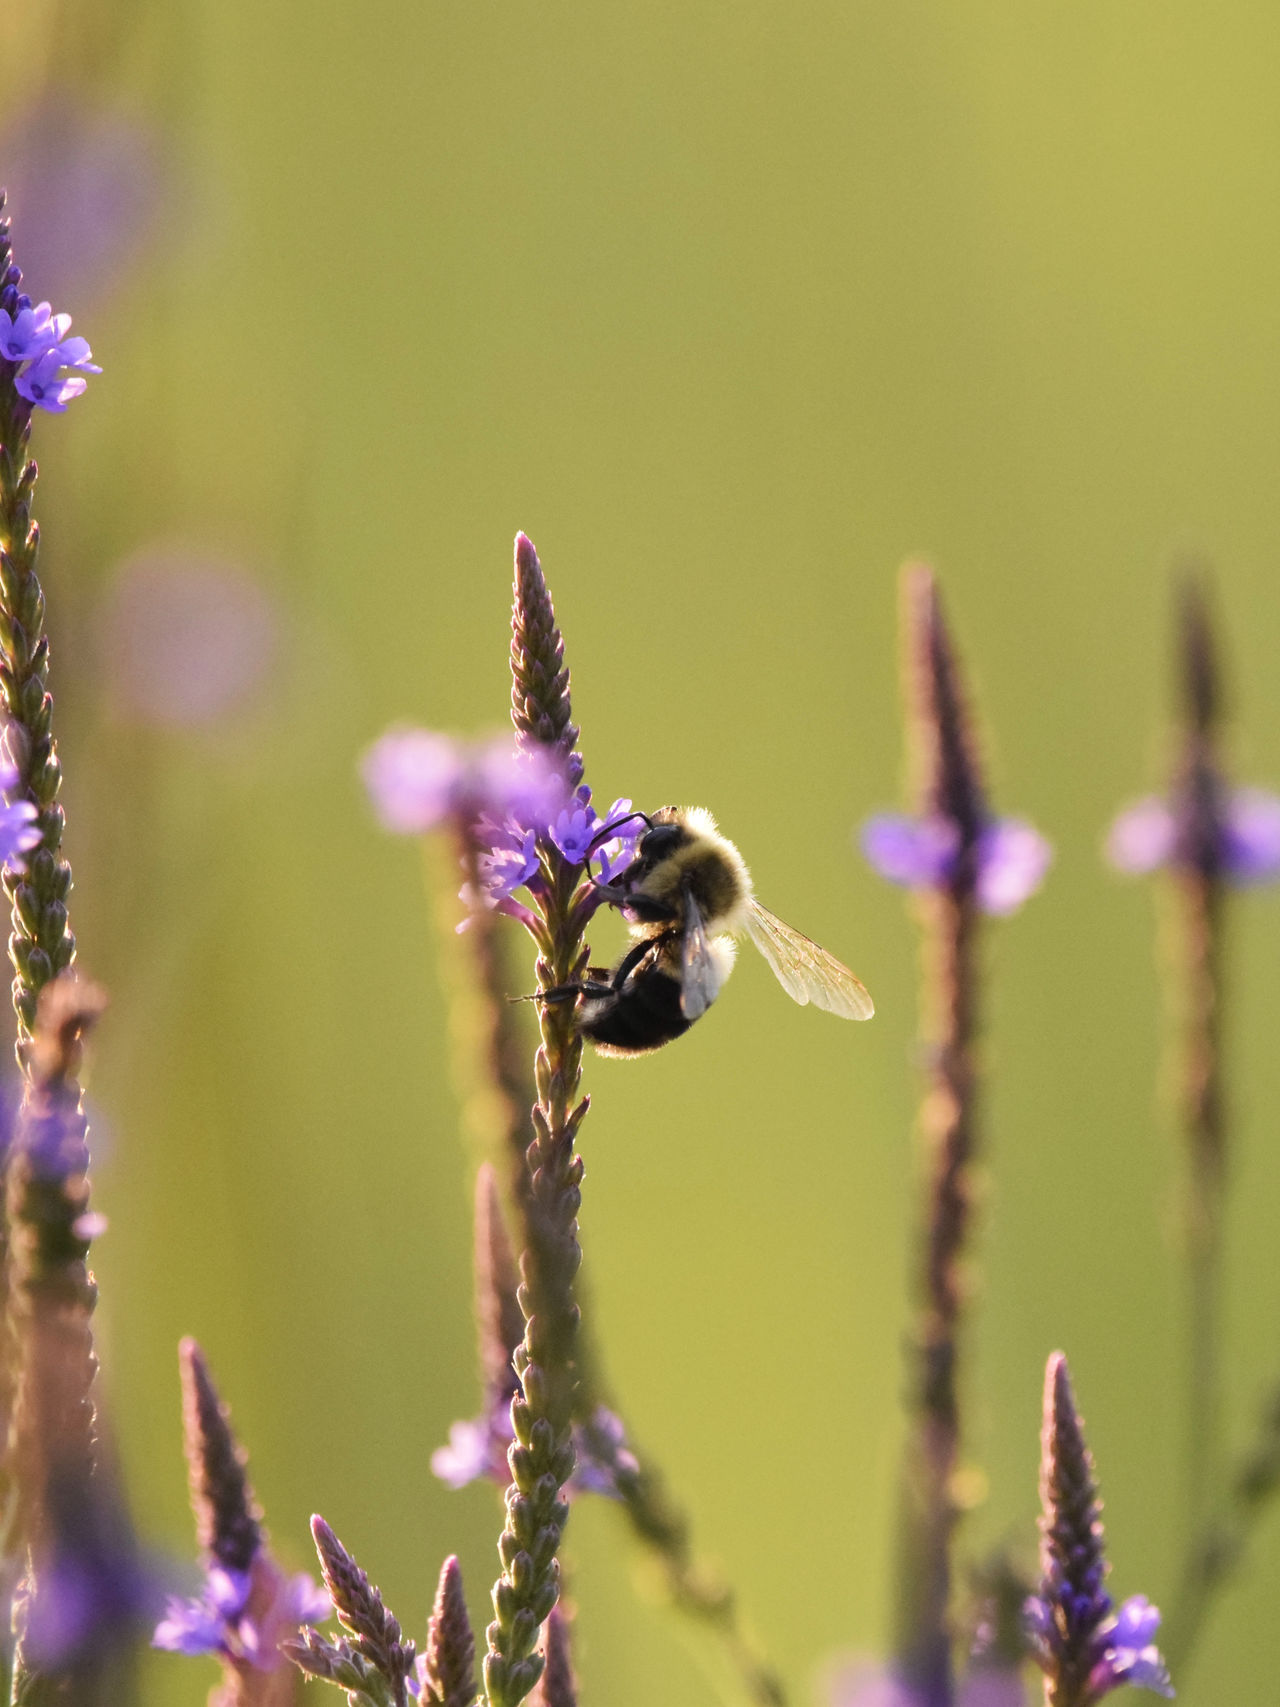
[577,964,690,1056]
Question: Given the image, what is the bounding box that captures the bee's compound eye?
[640,824,683,858]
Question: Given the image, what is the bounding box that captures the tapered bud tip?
[179,1338,263,1572]
[1043,1351,1074,1433]
[1177,572,1219,734]
[898,560,985,831]
[310,1514,336,1552]
[515,532,544,588]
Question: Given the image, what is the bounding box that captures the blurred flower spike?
[862,812,1051,915]
[0,297,100,412]
[1025,1353,1172,1705]
[154,1340,330,1682]
[860,565,1051,916]
[1107,787,1280,886]
[1108,577,1280,887]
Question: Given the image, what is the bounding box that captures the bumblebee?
[549,806,874,1056]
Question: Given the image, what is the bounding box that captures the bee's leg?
[533,974,615,1006]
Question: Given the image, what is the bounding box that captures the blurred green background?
[6,2,1280,1701]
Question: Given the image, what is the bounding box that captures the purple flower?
[474,820,540,905]
[550,789,598,866]
[431,1401,638,1500]
[547,789,644,877]
[0,300,68,361]
[23,1471,165,1669]
[154,1557,330,1672]
[1086,1597,1172,1700]
[362,728,566,838]
[1108,786,1280,885]
[861,813,1051,915]
[14,344,92,412]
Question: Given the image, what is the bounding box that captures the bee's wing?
[742,898,875,1020]
[680,885,721,1020]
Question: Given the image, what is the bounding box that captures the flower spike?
[862,567,1050,915]
[1026,1354,1172,1706]
[527,1605,576,1707]
[154,1346,329,1689]
[309,1516,415,1696]
[419,1555,477,1707]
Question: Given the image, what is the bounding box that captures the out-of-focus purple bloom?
[1109,786,1280,886]
[431,1413,509,1491]
[825,1663,1027,1707]
[861,813,1051,915]
[154,1558,330,1671]
[20,1444,166,1672]
[823,1660,921,1707]
[362,728,566,839]
[432,1401,637,1500]
[101,549,278,727]
[1,97,168,309]
[0,300,67,360]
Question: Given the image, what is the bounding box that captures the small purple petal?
[14,348,89,412]
[1222,787,1280,884]
[207,1567,252,1618]
[1107,797,1177,875]
[282,1573,333,1629]
[362,730,466,834]
[430,1414,511,1489]
[1109,1595,1161,1651]
[153,1596,225,1657]
[861,814,959,889]
[0,799,40,870]
[550,803,598,866]
[475,827,540,902]
[0,302,61,361]
[975,819,1052,915]
[49,334,101,373]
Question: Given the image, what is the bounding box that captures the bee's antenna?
[586,810,651,853]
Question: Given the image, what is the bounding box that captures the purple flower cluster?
[431,1400,639,1501]
[861,813,1052,915]
[0,298,100,412]
[154,1557,330,1672]
[363,725,642,928]
[1107,785,1280,885]
[1024,1592,1171,1703]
